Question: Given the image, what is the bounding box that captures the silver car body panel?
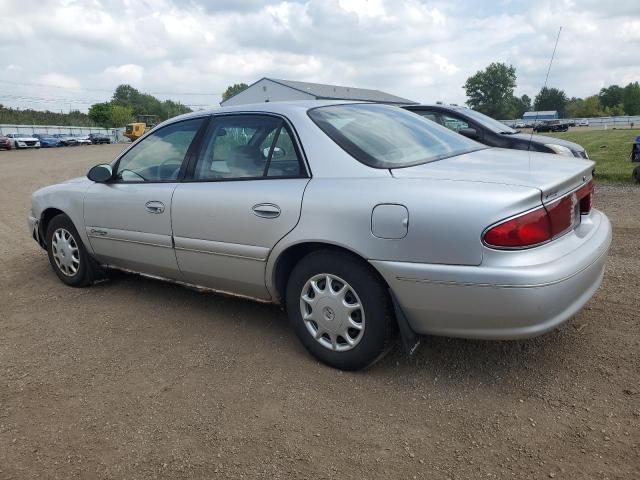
[84,182,182,279]
[172,178,310,299]
[371,210,611,338]
[29,177,93,250]
[29,100,611,340]
[391,147,594,203]
[263,176,543,293]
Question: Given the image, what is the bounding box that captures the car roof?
[167,99,379,123]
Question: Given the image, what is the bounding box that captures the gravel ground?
[0,145,638,479]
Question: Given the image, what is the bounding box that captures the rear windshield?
[308,103,485,168]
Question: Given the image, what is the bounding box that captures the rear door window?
[192,115,303,180]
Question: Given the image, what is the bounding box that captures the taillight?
[576,180,593,214]
[484,185,588,249]
[483,207,551,248]
[546,194,575,237]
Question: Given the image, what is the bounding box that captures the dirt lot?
[0,145,638,479]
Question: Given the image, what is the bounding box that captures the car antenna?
[528,26,562,156]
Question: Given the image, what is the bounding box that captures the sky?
[1,0,639,113]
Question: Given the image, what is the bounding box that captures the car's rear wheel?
[46,214,100,287]
[286,250,396,370]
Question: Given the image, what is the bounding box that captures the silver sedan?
[28,101,612,370]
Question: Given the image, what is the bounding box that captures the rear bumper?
[371,210,612,339]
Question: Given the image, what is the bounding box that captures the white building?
[220,77,417,107]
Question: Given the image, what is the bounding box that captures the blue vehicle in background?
[33,134,64,148]
[52,134,79,146]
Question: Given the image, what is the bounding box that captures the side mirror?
[459,128,479,140]
[87,164,113,183]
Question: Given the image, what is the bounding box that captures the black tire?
[633,166,640,184]
[45,214,100,287]
[286,250,396,370]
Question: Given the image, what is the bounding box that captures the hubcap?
[299,273,365,352]
[51,228,80,277]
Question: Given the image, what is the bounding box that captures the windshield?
[457,108,517,134]
[308,104,485,169]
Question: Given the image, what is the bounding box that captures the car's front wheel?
[46,214,100,287]
[286,250,396,370]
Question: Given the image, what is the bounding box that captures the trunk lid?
[391,148,594,204]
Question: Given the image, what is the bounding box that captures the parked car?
[533,120,570,133]
[28,101,611,370]
[6,133,40,149]
[88,133,111,144]
[577,119,590,127]
[52,134,79,146]
[33,134,64,148]
[404,105,588,158]
[514,121,525,128]
[76,135,92,146]
[0,135,12,150]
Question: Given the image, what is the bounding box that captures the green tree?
[463,63,517,119]
[511,94,532,118]
[581,95,604,117]
[606,103,625,116]
[565,97,584,118]
[88,102,112,128]
[623,82,640,115]
[0,104,95,126]
[222,83,249,102]
[599,85,623,109]
[533,87,568,116]
[110,105,134,127]
[110,84,191,120]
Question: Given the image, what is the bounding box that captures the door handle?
[252,203,281,219]
[145,201,165,214]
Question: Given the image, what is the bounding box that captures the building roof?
[522,110,558,118]
[222,77,418,105]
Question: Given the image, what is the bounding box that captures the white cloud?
[39,73,81,90]
[103,64,145,86]
[0,0,638,112]
[338,0,386,18]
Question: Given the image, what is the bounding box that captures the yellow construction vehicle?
[124,115,158,141]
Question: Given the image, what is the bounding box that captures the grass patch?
[545,129,639,183]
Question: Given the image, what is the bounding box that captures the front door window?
[115,117,204,182]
